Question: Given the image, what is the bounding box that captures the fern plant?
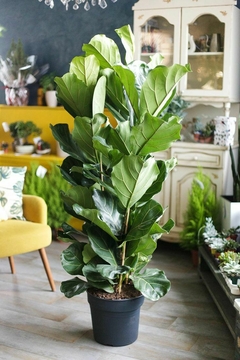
[23,162,71,230]
[180,169,219,251]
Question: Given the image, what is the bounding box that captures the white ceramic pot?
[45,90,57,107]
[15,144,35,154]
[221,195,240,230]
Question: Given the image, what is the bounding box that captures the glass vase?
[5,87,29,106]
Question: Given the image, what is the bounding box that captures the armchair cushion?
[0,219,51,257]
[0,194,51,257]
[0,166,27,221]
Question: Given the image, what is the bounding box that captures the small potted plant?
[9,120,42,153]
[50,24,190,346]
[39,72,57,107]
[193,119,215,143]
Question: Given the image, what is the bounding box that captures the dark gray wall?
[0,0,136,104]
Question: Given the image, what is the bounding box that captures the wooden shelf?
[198,246,240,358]
[0,151,62,169]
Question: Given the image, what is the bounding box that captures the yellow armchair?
[0,194,56,291]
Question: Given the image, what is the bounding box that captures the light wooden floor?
[0,240,235,360]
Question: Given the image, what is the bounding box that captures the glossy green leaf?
[131,113,181,155]
[69,55,99,86]
[86,225,119,265]
[96,264,130,280]
[126,199,164,240]
[82,34,121,68]
[60,277,89,298]
[115,25,135,65]
[111,155,159,209]
[61,242,85,275]
[55,73,93,118]
[73,205,118,241]
[92,76,106,116]
[131,268,171,301]
[140,64,191,117]
[113,65,139,119]
[92,189,125,236]
[50,123,86,162]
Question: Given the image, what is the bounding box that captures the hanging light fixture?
[38,0,118,11]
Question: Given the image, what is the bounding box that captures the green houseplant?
[180,169,219,264]
[51,25,190,346]
[23,162,71,233]
[39,72,56,93]
[9,120,42,154]
[40,72,58,107]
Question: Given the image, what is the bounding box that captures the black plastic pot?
[87,291,144,347]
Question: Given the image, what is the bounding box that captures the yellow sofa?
[0,194,56,291]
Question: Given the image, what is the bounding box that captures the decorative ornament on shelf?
[38,0,118,11]
[0,39,49,106]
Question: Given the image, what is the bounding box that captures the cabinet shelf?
[141,52,173,56]
[188,52,223,56]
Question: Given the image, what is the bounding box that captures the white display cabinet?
[133,0,240,108]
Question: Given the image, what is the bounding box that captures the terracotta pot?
[191,249,199,267]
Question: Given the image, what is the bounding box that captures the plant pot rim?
[221,195,240,203]
[87,288,144,303]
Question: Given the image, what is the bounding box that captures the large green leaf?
[111,154,159,209]
[73,204,118,240]
[96,264,130,280]
[50,123,85,162]
[107,120,133,155]
[131,113,181,155]
[92,189,125,236]
[113,65,139,119]
[72,117,96,163]
[82,34,121,69]
[59,156,90,186]
[69,55,99,86]
[86,225,119,266]
[139,160,167,202]
[83,264,115,292]
[131,268,171,301]
[92,76,106,116]
[63,185,95,211]
[60,277,89,298]
[55,73,93,118]
[126,199,164,240]
[126,234,157,257]
[102,68,129,117]
[61,242,85,275]
[72,114,106,163]
[140,64,191,117]
[115,25,135,65]
[128,61,150,96]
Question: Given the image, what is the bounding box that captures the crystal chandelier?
[38,0,118,11]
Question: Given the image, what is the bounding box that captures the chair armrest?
[22,195,48,225]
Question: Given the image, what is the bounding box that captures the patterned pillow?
[0,167,27,221]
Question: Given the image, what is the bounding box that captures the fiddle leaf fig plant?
[51,25,191,301]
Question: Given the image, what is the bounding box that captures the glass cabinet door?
[180,6,230,99]
[140,16,174,66]
[133,9,181,66]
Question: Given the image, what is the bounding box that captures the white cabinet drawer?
[171,148,223,168]
[154,150,170,161]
